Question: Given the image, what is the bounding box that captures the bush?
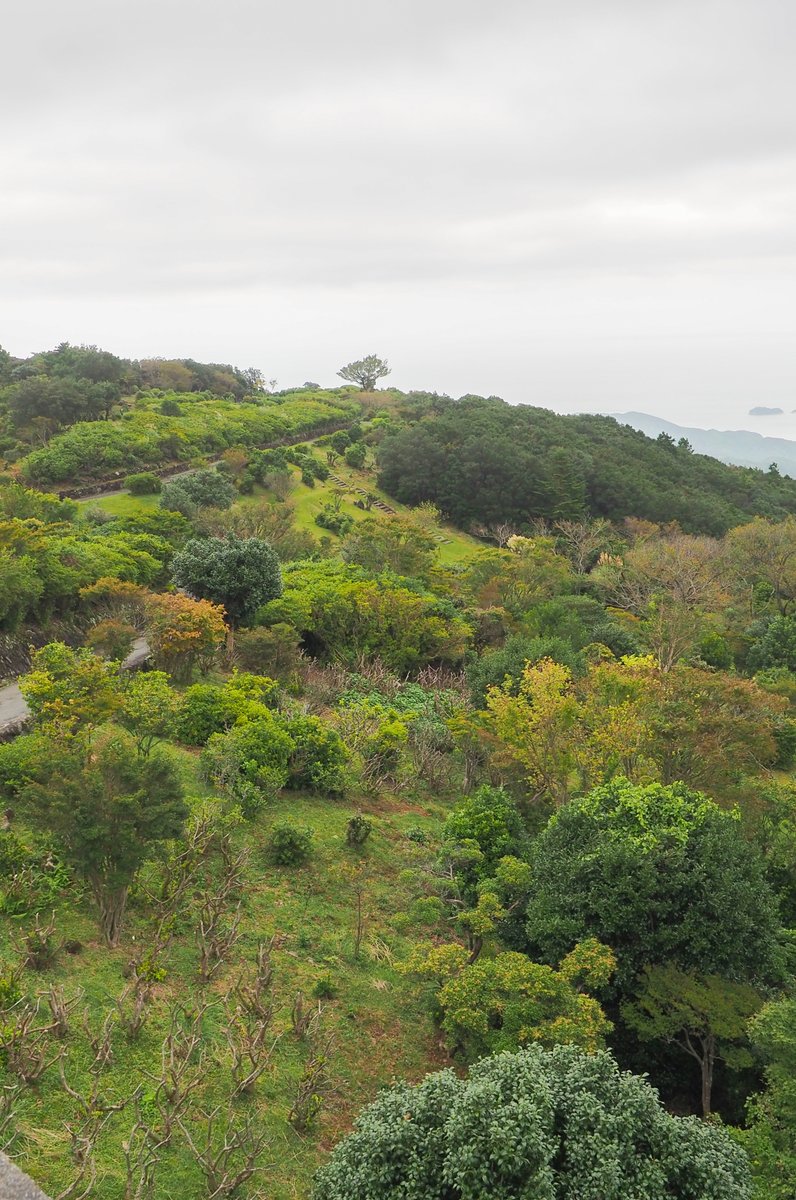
[201,714,293,802]
[161,468,236,514]
[125,471,162,495]
[267,822,314,866]
[85,618,138,662]
[313,975,338,999]
[234,624,303,679]
[285,714,349,794]
[344,442,366,469]
[313,1045,753,1200]
[346,813,373,847]
[172,535,283,626]
[315,505,354,536]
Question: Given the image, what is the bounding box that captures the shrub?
[315,505,354,536]
[267,822,314,866]
[125,471,162,495]
[85,618,138,662]
[201,715,293,802]
[285,715,349,794]
[161,468,236,514]
[172,535,283,626]
[345,814,373,848]
[234,624,303,680]
[344,442,366,469]
[313,975,338,1000]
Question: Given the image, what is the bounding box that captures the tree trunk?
[95,883,129,948]
[700,1033,715,1117]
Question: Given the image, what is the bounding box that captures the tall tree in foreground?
[313,1045,752,1200]
[23,729,187,945]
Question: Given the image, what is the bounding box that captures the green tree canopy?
[337,354,391,391]
[524,779,782,990]
[21,729,187,945]
[314,1045,752,1200]
[172,535,282,626]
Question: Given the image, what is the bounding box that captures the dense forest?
[376,392,796,534]
[0,345,794,1199]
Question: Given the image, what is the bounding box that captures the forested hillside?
[376,393,796,534]
[0,346,794,1199]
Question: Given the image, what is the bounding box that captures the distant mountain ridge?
[612,412,796,479]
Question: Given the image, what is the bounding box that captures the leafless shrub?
[39,984,82,1039]
[58,1059,135,1200]
[290,991,322,1042]
[289,1019,335,1134]
[222,997,279,1099]
[297,661,351,712]
[232,938,276,1023]
[116,964,159,1042]
[0,1083,22,1155]
[0,1000,61,1084]
[196,894,243,985]
[83,1008,117,1074]
[178,1106,270,1200]
[122,1106,161,1200]
[149,1005,210,1148]
[13,911,59,971]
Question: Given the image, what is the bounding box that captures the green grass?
[77,491,159,518]
[77,437,481,569]
[1,750,454,1200]
[285,454,480,566]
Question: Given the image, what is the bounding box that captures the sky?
[3,0,796,434]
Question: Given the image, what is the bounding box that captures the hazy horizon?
[4,0,795,434]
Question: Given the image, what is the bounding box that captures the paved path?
[0,637,150,734]
[0,1153,49,1199]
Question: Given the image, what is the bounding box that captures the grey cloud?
[2,0,795,429]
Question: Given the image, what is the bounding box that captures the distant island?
[749,406,784,416]
[613,412,796,477]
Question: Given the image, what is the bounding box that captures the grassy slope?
[4,745,452,1199]
[81,447,481,566]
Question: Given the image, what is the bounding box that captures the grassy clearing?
[2,746,453,1200]
[77,491,159,518]
[287,453,480,566]
[77,436,481,569]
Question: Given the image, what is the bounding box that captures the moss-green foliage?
[160,467,236,515]
[176,672,279,745]
[19,390,359,484]
[258,560,472,672]
[314,1044,752,1199]
[0,774,449,1200]
[124,471,162,495]
[267,821,314,865]
[0,498,172,630]
[173,535,283,626]
[201,711,349,810]
[525,779,781,991]
[377,394,796,535]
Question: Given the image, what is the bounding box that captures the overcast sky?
[3,0,795,432]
